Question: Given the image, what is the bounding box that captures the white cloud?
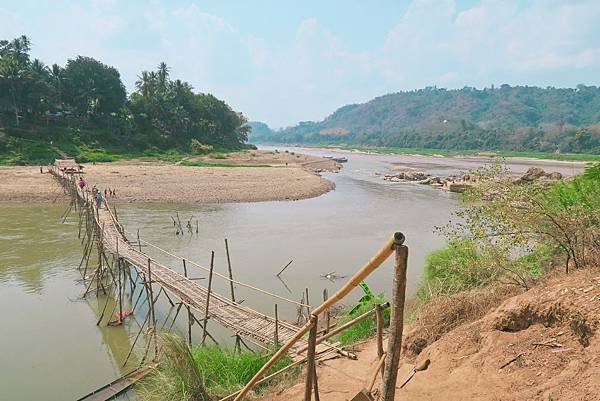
[2,0,599,127]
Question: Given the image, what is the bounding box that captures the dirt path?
[264,268,600,400]
[0,151,339,203]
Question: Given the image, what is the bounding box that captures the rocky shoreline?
[378,167,564,193]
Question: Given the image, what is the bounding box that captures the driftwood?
[500,353,524,369]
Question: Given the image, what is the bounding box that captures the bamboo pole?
[224,239,236,303]
[304,314,318,401]
[274,304,279,346]
[202,251,215,345]
[183,258,193,346]
[375,303,384,376]
[323,289,330,334]
[380,241,408,401]
[117,238,123,323]
[219,356,310,401]
[368,353,387,394]
[305,287,310,320]
[312,362,320,401]
[232,232,400,401]
[147,258,158,361]
[296,302,390,354]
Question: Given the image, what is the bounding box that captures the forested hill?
[0,35,251,164]
[251,86,600,154]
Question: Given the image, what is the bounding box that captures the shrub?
[333,282,389,345]
[190,139,213,155]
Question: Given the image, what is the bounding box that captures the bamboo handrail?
[296,302,390,355]
[232,232,404,401]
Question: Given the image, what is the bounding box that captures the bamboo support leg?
[375,303,385,376]
[146,259,158,361]
[183,258,193,346]
[202,251,215,345]
[274,304,279,346]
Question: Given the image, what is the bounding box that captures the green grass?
[191,345,294,397]
[314,145,600,162]
[138,335,297,401]
[418,238,555,301]
[180,160,271,168]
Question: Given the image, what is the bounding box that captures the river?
[0,148,584,400]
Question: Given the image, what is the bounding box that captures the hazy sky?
[2,0,600,127]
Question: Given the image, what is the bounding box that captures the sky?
[1,0,600,128]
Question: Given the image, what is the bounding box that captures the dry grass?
[403,284,521,356]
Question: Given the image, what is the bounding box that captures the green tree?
[62,56,126,118]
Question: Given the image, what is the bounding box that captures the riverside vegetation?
[0,35,253,165]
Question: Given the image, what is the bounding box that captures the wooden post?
[183,258,193,346]
[116,238,123,323]
[375,303,384,376]
[202,251,215,345]
[304,314,318,401]
[380,233,408,401]
[224,239,236,303]
[274,304,279,346]
[305,287,310,323]
[147,258,158,360]
[323,289,330,334]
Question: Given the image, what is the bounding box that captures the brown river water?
[0,147,585,400]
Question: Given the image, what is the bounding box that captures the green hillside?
[251,85,600,154]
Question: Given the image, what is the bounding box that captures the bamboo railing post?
[380,233,408,401]
[323,289,330,334]
[183,258,193,346]
[305,287,310,322]
[147,258,158,361]
[304,314,318,401]
[117,238,123,323]
[137,229,142,252]
[375,303,384,376]
[274,304,279,346]
[202,251,215,345]
[224,239,236,303]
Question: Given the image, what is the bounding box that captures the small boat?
[332,157,348,163]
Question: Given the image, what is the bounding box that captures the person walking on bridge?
[95,190,103,210]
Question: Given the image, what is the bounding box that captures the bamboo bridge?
[53,159,410,401]
[52,160,342,360]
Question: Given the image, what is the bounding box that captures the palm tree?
[157,61,169,93]
[0,56,28,126]
[135,71,152,97]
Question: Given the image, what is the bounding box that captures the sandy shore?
[0,150,340,203]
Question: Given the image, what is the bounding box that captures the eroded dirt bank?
[263,268,600,401]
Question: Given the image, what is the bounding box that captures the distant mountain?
[248,121,275,140]
[252,85,600,154]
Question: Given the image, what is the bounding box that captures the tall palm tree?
[0,56,28,126]
[157,61,169,93]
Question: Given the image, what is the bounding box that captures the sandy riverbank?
[0,150,340,203]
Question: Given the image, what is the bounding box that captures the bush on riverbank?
[405,162,600,356]
[137,334,296,401]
